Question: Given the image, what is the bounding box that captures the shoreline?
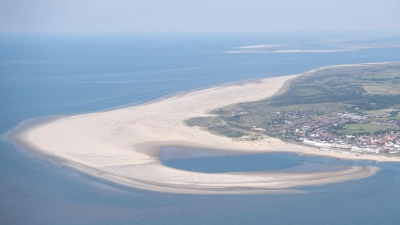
[7,62,400,194]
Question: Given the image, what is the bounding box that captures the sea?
[1,32,400,225]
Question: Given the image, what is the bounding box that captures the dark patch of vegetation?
[207,126,244,138]
[185,117,213,127]
[352,95,400,111]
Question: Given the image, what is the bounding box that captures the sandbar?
[9,65,399,194]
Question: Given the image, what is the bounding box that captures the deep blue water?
[1,33,400,225]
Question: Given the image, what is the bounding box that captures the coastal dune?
[11,72,390,194]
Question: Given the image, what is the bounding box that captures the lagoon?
[161,147,355,173]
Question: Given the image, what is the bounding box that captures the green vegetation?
[185,116,245,138]
[365,108,397,114]
[185,117,213,127]
[185,63,400,140]
[335,124,396,135]
[207,126,244,138]
[290,87,323,97]
[364,84,400,95]
[361,71,400,79]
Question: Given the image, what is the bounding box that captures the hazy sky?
[0,0,399,34]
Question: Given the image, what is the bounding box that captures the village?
[255,110,400,155]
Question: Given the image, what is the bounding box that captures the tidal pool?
[161,147,356,173]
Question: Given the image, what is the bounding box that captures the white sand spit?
[12,70,398,194]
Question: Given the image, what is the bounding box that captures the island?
[9,62,400,194]
[188,62,400,155]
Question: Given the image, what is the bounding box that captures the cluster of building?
[370,119,400,127]
[259,111,400,155]
[349,131,400,154]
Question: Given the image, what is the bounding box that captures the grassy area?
[291,87,323,97]
[186,63,400,141]
[336,124,395,135]
[364,108,396,115]
[367,117,391,122]
[185,117,213,127]
[367,116,400,122]
[364,84,400,95]
[185,116,245,138]
[207,126,244,138]
[361,71,400,79]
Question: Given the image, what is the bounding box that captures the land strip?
[9,63,400,194]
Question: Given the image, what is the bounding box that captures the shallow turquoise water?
[163,152,303,173]
[161,147,358,173]
[1,33,400,225]
[161,147,347,172]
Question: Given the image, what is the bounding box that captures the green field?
[336,124,395,135]
[367,116,400,122]
[365,108,396,114]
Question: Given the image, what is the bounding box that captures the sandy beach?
[9,68,400,194]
